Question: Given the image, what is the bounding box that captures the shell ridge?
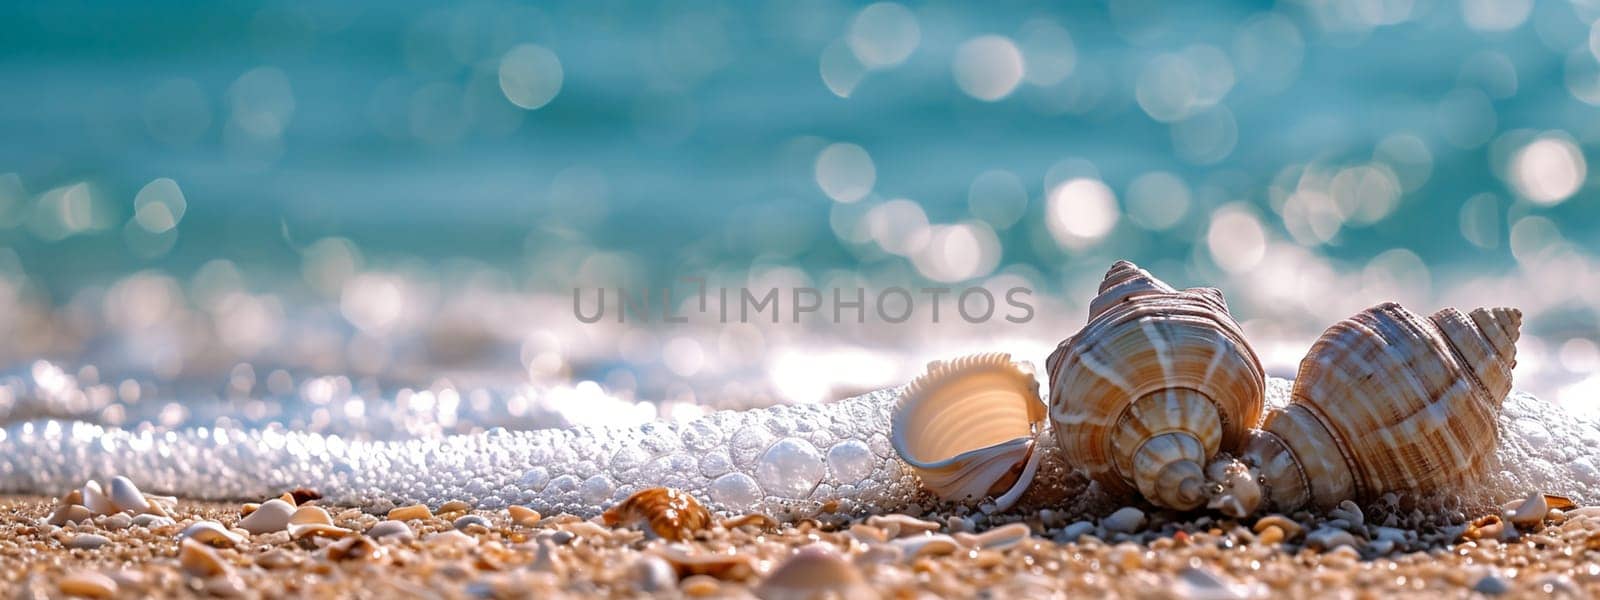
[1427,310,1495,408]
[1286,390,1368,501]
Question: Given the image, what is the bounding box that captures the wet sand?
[3,493,1599,598]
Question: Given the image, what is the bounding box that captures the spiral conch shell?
[1210,302,1522,517]
[891,352,1046,512]
[1047,261,1265,511]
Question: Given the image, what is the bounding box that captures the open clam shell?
[891,352,1047,511]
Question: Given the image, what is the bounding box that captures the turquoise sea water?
[1,1,1597,424]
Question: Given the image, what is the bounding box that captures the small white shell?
[891,352,1046,511]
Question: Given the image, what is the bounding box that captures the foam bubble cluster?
[0,370,1594,519]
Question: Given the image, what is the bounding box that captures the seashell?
[239,499,295,535]
[325,535,379,561]
[288,522,353,541]
[956,522,1032,550]
[180,521,246,547]
[81,481,116,516]
[289,505,333,526]
[890,534,961,559]
[891,352,1046,511]
[754,544,876,600]
[47,504,93,526]
[1508,492,1547,529]
[179,538,230,577]
[108,476,151,515]
[1210,302,1520,516]
[601,487,712,542]
[285,487,322,504]
[865,514,941,539]
[1047,261,1265,511]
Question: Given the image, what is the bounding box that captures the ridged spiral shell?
[891,352,1046,511]
[1047,261,1265,511]
[1214,302,1521,516]
[602,487,713,541]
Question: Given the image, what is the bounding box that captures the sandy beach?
[4,491,1598,599]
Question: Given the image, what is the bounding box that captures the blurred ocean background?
[1,0,1598,434]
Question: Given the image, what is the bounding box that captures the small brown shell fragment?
[179,538,230,577]
[718,513,777,531]
[1544,494,1578,511]
[388,504,433,521]
[602,487,712,542]
[1464,514,1505,541]
[508,505,542,527]
[286,487,322,504]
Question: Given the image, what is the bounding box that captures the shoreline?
[4,493,1598,598]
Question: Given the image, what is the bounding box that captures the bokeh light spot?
[848,3,920,69]
[498,44,563,110]
[1045,178,1119,249]
[952,36,1025,101]
[814,143,876,203]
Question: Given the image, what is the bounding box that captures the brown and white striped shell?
[1047,261,1265,511]
[602,487,713,541]
[891,352,1046,511]
[1210,302,1521,516]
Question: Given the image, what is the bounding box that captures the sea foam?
[1,369,1595,519]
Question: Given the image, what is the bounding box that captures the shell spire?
[1048,261,1265,511]
[1210,302,1521,517]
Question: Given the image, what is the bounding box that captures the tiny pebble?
[67,533,112,549]
[368,520,414,541]
[631,556,678,593]
[681,574,721,596]
[1330,500,1364,528]
[1257,525,1284,545]
[389,504,433,521]
[1306,527,1360,551]
[1472,573,1509,596]
[867,514,941,538]
[100,512,132,530]
[453,514,491,532]
[58,571,118,598]
[508,505,541,527]
[1102,507,1145,534]
[131,514,175,528]
[204,573,247,597]
[891,534,961,559]
[1058,521,1095,543]
[1173,566,1245,600]
[438,500,472,513]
